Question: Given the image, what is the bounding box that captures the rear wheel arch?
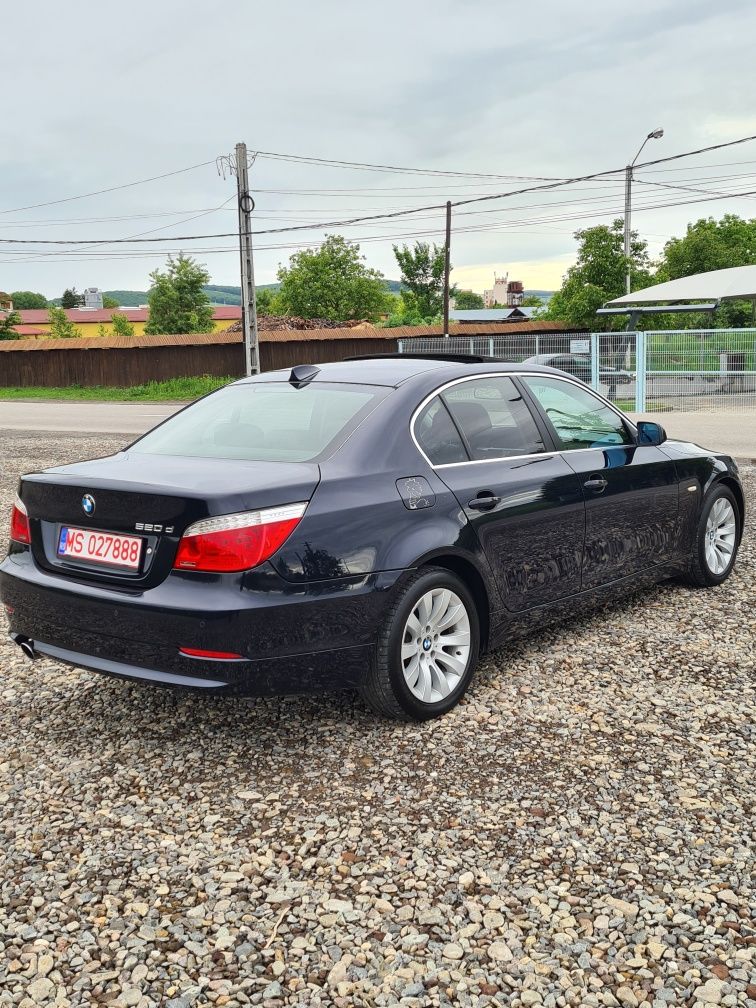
[417,553,491,652]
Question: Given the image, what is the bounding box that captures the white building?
[483,272,524,308]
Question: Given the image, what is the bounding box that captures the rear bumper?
[8,632,374,695]
[1,550,403,695]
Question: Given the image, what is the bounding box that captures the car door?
[519,375,679,590]
[414,374,585,612]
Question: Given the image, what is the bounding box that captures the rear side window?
[442,377,546,460]
[131,382,387,462]
[414,398,468,465]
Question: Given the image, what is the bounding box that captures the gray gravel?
[0,430,754,1008]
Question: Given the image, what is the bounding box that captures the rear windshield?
[130,382,387,462]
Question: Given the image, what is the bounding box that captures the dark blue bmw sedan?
[1,355,744,720]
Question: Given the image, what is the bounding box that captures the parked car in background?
[522,352,633,387]
[2,355,743,721]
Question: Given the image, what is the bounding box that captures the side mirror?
[636,420,667,446]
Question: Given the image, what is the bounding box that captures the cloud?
[1,0,756,296]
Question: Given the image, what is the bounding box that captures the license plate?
[57,526,143,571]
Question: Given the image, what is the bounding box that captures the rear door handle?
[583,477,608,493]
[468,492,500,511]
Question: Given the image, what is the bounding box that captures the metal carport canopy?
[606,265,756,305]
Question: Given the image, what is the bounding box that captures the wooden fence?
[0,321,579,388]
[0,333,399,388]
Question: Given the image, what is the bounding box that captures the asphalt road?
[0,399,754,461]
[0,401,180,436]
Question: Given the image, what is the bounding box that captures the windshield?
[130,381,388,462]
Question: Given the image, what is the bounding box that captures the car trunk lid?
[20,452,321,589]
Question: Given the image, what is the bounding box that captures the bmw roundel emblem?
[81,494,96,516]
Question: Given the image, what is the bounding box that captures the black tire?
[360,567,480,721]
[684,484,741,588]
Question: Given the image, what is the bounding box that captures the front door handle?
[468,491,500,511]
[583,477,608,493]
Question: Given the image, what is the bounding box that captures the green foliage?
[0,311,22,339]
[102,295,120,309]
[542,220,651,330]
[48,306,79,339]
[0,376,231,401]
[255,287,275,314]
[393,241,453,320]
[145,254,215,335]
[97,324,109,338]
[382,294,437,328]
[653,214,756,328]
[10,291,48,309]
[276,235,391,322]
[60,287,84,308]
[454,290,485,310]
[520,294,544,307]
[111,313,135,338]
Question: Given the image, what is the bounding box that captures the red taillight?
[179,647,244,660]
[173,502,307,573]
[10,497,31,545]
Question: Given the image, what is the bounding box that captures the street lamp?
[624,128,664,294]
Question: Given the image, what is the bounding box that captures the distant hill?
[103,279,403,307]
[103,285,243,307]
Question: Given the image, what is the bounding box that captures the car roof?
[238,356,566,388]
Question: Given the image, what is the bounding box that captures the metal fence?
[397,328,756,414]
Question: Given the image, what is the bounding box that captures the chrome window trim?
[410,371,637,470]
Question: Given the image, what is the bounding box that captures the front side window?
[523,376,633,450]
[442,377,546,460]
[130,382,387,462]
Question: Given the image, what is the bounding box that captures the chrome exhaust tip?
[16,637,36,660]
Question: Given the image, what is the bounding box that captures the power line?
[4,186,755,265]
[0,160,216,216]
[4,135,756,252]
[254,150,561,181]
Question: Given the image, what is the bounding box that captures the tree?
[255,287,276,314]
[102,294,120,309]
[10,291,48,309]
[276,235,391,322]
[48,306,79,339]
[382,294,430,328]
[61,287,84,308]
[454,290,485,310]
[393,241,453,320]
[111,313,135,338]
[0,311,22,340]
[654,214,756,327]
[542,219,652,330]
[520,294,544,307]
[145,254,215,335]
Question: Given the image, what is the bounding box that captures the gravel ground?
[0,431,754,1008]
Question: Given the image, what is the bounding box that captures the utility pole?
[624,128,664,296]
[623,165,633,296]
[442,200,452,337]
[234,142,260,375]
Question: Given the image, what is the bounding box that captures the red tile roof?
[15,306,241,324]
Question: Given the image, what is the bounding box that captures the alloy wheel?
[704,497,737,576]
[401,588,471,703]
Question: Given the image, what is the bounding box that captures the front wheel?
[360,567,480,721]
[685,485,741,587]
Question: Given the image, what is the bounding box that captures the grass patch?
[0,376,234,401]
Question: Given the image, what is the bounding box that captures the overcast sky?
[2,0,756,299]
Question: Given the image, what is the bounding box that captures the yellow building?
[15,306,241,339]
